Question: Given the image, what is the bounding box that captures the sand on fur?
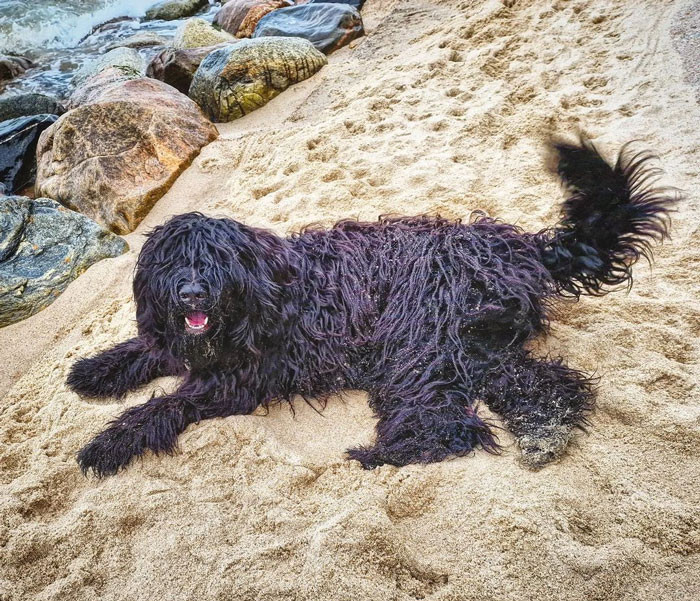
[1,1,699,600]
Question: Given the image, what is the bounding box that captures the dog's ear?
[218,219,294,356]
[133,221,173,342]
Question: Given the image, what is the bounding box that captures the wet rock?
[72,47,146,87]
[0,55,34,83]
[189,36,326,121]
[78,17,138,44]
[236,1,291,38]
[254,3,364,54]
[214,0,266,35]
[0,94,65,121]
[173,17,236,49]
[105,32,170,51]
[36,78,218,234]
[0,115,58,194]
[145,0,208,21]
[306,0,365,10]
[146,43,234,94]
[0,196,128,328]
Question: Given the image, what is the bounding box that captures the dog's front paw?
[517,425,573,470]
[77,430,141,478]
[67,355,126,399]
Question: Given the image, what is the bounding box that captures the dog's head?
[134,212,292,367]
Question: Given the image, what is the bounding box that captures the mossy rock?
[189,36,326,121]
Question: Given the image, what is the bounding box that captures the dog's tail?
[540,137,678,297]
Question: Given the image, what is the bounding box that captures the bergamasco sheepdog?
[68,137,677,477]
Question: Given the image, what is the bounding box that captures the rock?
[0,94,66,121]
[254,3,364,54]
[0,55,34,83]
[236,1,291,38]
[214,0,265,35]
[105,32,170,51]
[189,37,326,122]
[173,17,236,49]
[72,47,146,87]
[36,78,218,234]
[0,115,58,194]
[78,17,138,44]
[145,0,208,21]
[306,0,365,10]
[68,67,137,109]
[0,196,128,328]
[214,0,292,37]
[146,43,234,94]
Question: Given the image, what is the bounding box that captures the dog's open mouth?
[184,311,210,335]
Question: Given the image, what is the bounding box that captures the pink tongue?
[186,311,207,326]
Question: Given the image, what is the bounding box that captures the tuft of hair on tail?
[540,135,680,297]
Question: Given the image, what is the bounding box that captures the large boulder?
[214,0,266,35]
[36,78,218,234]
[189,37,326,122]
[71,47,146,87]
[145,0,208,21]
[173,17,236,49]
[0,55,34,83]
[0,114,58,194]
[146,43,234,94]
[0,93,65,122]
[0,196,128,328]
[254,3,364,54]
[236,1,291,38]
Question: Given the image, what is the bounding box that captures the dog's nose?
[179,283,207,304]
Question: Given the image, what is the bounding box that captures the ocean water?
[0,0,218,98]
[0,0,155,55]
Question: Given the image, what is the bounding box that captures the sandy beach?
[1,0,699,599]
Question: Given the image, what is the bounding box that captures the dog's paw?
[77,430,140,478]
[66,356,126,399]
[347,446,385,470]
[517,425,573,470]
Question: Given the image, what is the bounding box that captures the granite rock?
[173,17,236,49]
[0,94,65,121]
[146,43,234,94]
[189,36,326,121]
[36,78,218,234]
[145,0,208,21]
[71,47,146,87]
[104,32,170,51]
[236,1,291,38]
[0,55,34,83]
[254,3,364,54]
[0,115,58,194]
[0,196,128,328]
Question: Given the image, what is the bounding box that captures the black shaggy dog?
[68,138,676,477]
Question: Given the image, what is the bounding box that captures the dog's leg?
[481,353,595,469]
[76,372,261,477]
[67,337,183,399]
[347,384,498,469]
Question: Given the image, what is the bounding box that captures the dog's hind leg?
[480,353,595,469]
[347,382,498,469]
[67,337,183,399]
